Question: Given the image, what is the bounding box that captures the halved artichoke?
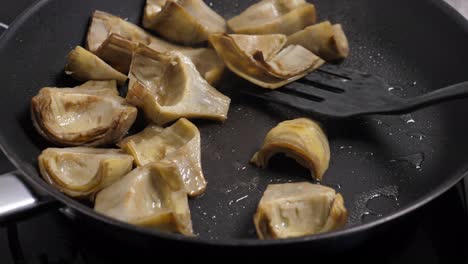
[38,147,133,198]
[227,0,316,35]
[119,118,206,197]
[126,46,230,125]
[254,182,347,239]
[286,21,350,61]
[95,162,193,236]
[143,0,227,45]
[86,10,152,53]
[88,10,224,84]
[65,46,127,85]
[251,118,330,180]
[31,80,138,147]
[209,34,324,89]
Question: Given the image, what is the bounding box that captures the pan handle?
[0,171,60,223]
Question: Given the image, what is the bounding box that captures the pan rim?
[0,0,467,247]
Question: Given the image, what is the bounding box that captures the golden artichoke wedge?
[65,46,128,85]
[119,118,206,197]
[251,118,330,180]
[227,0,316,35]
[143,0,227,45]
[209,34,324,89]
[87,10,224,84]
[95,162,193,236]
[38,147,133,198]
[126,46,230,125]
[286,21,350,61]
[254,182,347,239]
[31,80,138,147]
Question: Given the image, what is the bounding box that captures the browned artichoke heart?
[65,46,127,85]
[286,21,350,61]
[254,182,347,239]
[251,118,330,180]
[209,34,324,89]
[87,10,224,84]
[119,118,206,197]
[126,45,230,125]
[38,147,133,198]
[227,0,316,35]
[95,162,193,236]
[31,80,137,146]
[143,0,227,45]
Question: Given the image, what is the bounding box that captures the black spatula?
[243,64,468,118]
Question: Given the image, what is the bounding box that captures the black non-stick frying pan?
[0,0,467,252]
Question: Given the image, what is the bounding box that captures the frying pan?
[0,0,467,252]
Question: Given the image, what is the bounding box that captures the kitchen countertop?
[0,0,467,262]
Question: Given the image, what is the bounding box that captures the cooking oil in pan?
[390,152,425,170]
[349,185,399,225]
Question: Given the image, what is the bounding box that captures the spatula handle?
[405,81,468,110]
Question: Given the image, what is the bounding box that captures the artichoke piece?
[127,46,230,125]
[209,34,324,89]
[38,147,133,198]
[86,10,151,53]
[143,0,227,45]
[143,0,167,27]
[31,80,137,147]
[95,162,193,236]
[95,34,138,74]
[65,46,127,85]
[148,37,225,85]
[251,118,330,180]
[119,118,206,197]
[254,182,347,239]
[88,11,224,84]
[227,0,316,35]
[286,21,350,61]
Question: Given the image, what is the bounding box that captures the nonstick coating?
[0,0,467,246]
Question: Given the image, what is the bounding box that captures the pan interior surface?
[0,0,467,243]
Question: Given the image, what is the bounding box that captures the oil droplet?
[209,2,213,7]
[236,195,249,203]
[233,160,244,170]
[361,211,383,223]
[326,183,342,190]
[387,85,405,96]
[390,153,424,170]
[401,114,415,124]
[349,185,399,225]
[372,118,390,127]
[407,132,426,141]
